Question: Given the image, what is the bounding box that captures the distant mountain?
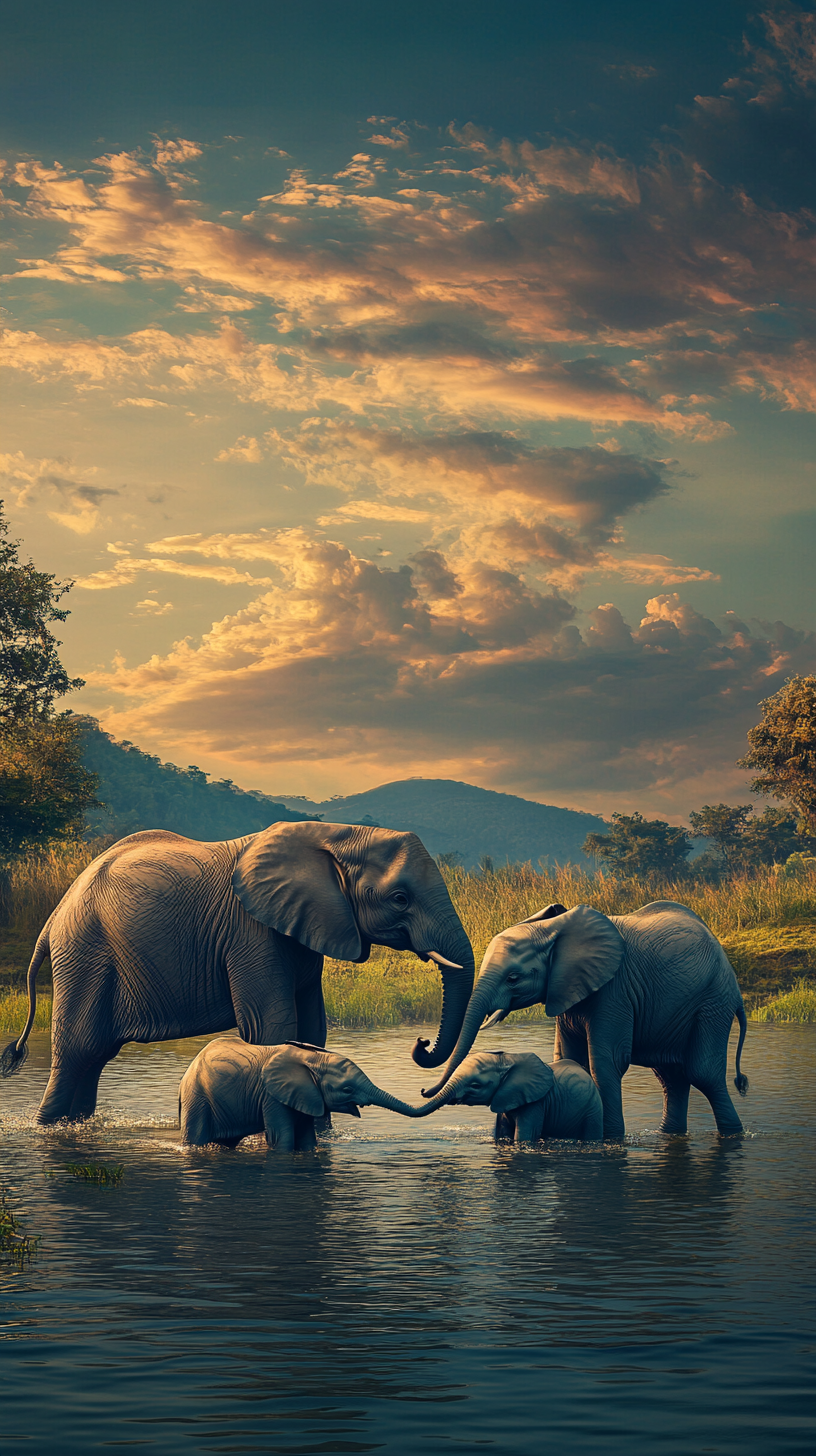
[80,719,311,841]
[274,779,605,869]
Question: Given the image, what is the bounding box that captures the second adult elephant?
[416,901,748,1139]
[2,821,474,1124]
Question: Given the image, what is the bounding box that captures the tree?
[739,676,816,832]
[739,807,804,869]
[0,501,97,858]
[688,804,754,873]
[0,501,84,724]
[0,717,99,858]
[582,812,691,878]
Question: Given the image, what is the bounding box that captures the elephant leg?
[68,1049,122,1121]
[587,1048,627,1140]
[580,1108,604,1141]
[653,1066,691,1135]
[494,1111,515,1141]
[688,1017,744,1136]
[37,1057,85,1124]
[691,1073,743,1136]
[513,1104,544,1143]
[262,1095,298,1150]
[293,1111,318,1151]
[555,1020,589,1071]
[294,963,328,1047]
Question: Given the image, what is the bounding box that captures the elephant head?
[408,1049,555,1116]
[418,903,624,1096]
[232,821,474,1066]
[263,1043,420,1118]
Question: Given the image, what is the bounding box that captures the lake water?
[1,1022,814,1455]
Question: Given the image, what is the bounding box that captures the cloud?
[0,450,119,533]
[85,533,816,815]
[75,553,274,589]
[214,435,263,463]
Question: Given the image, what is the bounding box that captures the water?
[1,1022,814,1455]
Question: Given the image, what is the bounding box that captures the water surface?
[1,1023,813,1454]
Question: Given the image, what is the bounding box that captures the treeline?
[80,719,311,841]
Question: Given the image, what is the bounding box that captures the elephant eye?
[507,972,520,984]
[391,891,409,909]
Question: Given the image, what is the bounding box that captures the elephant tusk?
[481,1008,508,1028]
[427,951,464,970]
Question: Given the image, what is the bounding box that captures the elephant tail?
[0,916,52,1078]
[733,1003,748,1097]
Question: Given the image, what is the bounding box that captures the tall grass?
[2,849,816,1029]
[750,980,816,1023]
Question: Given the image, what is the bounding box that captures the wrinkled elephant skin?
[1,821,473,1124]
[410,1049,604,1142]
[179,1039,419,1149]
[421,900,749,1139]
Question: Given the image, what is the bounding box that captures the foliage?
[0,988,52,1032]
[583,812,691,878]
[689,803,754,872]
[0,503,98,860]
[0,1189,39,1266]
[0,716,99,860]
[740,676,816,832]
[4,850,816,1027]
[750,980,816,1023]
[0,500,84,725]
[435,850,464,869]
[65,1163,124,1185]
[79,717,311,841]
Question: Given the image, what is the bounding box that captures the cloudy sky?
[2,0,815,815]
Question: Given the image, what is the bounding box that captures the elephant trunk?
[416,970,505,1098]
[358,1078,427,1118]
[411,925,475,1070]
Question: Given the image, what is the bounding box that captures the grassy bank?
[2,849,816,1030]
[750,980,816,1023]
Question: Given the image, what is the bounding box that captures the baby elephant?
[412,1049,604,1142]
[180,1038,417,1149]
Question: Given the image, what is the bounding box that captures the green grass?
[0,1190,39,1266]
[750,980,816,1023]
[3,849,816,1030]
[65,1163,125,1185]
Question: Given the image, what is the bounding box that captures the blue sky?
[2,1,815,815]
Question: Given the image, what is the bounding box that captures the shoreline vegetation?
[1,842,816,1034]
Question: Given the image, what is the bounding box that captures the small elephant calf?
[411,1049,604,1142]
[179,1038,416,1149]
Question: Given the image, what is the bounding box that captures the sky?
[2,0,815,817]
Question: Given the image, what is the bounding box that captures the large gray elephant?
[410,1049,604,1142]
[180,1038,418,1149]
[415,901,748,1139]
[2,821,473,1125]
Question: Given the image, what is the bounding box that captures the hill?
[79,719,311,840]
[273,779,605,868]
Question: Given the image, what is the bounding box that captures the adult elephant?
[2,821,474,1124]
[414,901,748,1139]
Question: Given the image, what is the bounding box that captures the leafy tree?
[436,851,464,870]
[0,501,84,725]
[739,676,816,832]
[688,804,755,873]
[582,812,691,878]
[739,807,804,869]
[0,717,99,858]
[0,501,97,859]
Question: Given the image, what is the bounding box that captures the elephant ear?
[233,821,362,960]
[522,903,568,923]
[490,1055,554,1113]
[544,904,624,1016]
[262,1052,326,1118]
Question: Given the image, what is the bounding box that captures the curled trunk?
[411,927,475,1069]
[416,971,504,1098]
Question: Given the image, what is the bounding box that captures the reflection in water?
[0,1023,814,1454]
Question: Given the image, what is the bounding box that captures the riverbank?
[2,846,816,1029]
